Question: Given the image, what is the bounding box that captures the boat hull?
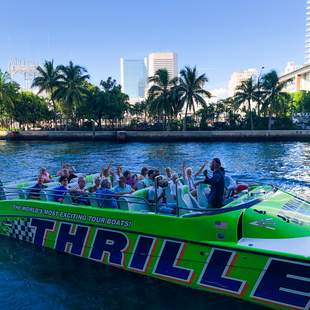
[0,200,309,310]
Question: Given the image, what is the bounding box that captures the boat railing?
[0,186,152,210]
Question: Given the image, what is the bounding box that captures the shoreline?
[0,130,309,142]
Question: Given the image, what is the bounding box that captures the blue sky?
[0,0,306,93]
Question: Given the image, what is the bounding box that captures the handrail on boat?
[0,186,152,209]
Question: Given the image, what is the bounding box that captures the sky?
[0,0,307,96]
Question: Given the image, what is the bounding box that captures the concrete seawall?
[0,130,309,142]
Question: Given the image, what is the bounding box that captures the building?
[120,58,147,103]
[228,68,258,97]
[306,0,310,64]
[280,1,310,92]
[279,64,310,93]
[147,52,178,79]
[283,61,300,75]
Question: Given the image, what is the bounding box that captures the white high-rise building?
[306,0,310,64]
[147,52,178,79]
[228,68,258,97]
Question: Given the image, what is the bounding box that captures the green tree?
[54,61,90,125]
[234,78,257,130]
[292,91,310,113]
[32,60,62,128]
[10,92,52,129]
[100,77,129,127]
[178,66,211,131]
[261,70,286,130]
[129,101,148,122]
[148,69,176,129]
[0,70,19,128]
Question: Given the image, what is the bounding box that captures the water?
[0,140,309,309]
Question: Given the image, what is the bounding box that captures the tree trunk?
[268,102,273,130]
[183,103,189,131]
[248,100,254,130]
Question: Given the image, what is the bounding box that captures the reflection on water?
[0,140,309,309]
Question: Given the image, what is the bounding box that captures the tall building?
[120,58,147,102]
[280,1,310,92]
[306,0,310,64]
[228,68,258,97]
[147,52,178,79]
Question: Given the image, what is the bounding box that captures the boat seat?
[197,183,210,208]
[89,193,98,207]
[177,185,200,215]
[41,185,69,202]
[136,180,146,190]
[118,197,129,210]
[225,176,236,199]
[0,181,6,200]
[165,185,176,204]
[63,193,73,204]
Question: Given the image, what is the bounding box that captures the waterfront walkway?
[0,130,309,142]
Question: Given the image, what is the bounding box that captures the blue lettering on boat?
[251,258,310,309]
[198,248,246,295]
[89,228,129,267]
[128,235,157,272]
[153,240,194,283]
[30,218,55,246]
[55,222,89,256]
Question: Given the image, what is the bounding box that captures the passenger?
[165,167,173,181]
[168,174,182,201]
[89,176,101,193]
[123,170,137,189]
[96,179,118,208]
[70,177,89,205]
[111,165,123,185]
[200,158,225,208]
[57,163,76,177]
[113,176,135,196]
[138,167,148,180]
[53,176,69,202]
[182,160,208,196]
[28,175,47,200]
[147,177,165,204]
[61,168,77,183]
[39,167,51,183]
[142,169,155,187]
[100,161,113,182]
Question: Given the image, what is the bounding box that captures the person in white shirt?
[182,160,208,196]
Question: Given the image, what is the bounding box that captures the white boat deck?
[238,237,310,258]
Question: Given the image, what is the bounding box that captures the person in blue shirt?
[53,176,69,202]
[96,179,118,208]
[113,176,135,196]
[198,158,225,208]
[28,175,47,199]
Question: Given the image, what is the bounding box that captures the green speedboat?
[0,179,309,310]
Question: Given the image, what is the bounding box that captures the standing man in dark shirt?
[199,158,225,208]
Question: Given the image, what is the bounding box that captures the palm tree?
[234,78,257,130]
[169,79,184,119]
[54,61,90,125]
[32,60,62,128]
[178,66,211,131]
[148,69,175,129]
[261,70,286,130]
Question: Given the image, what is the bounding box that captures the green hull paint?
[0,187,309,310]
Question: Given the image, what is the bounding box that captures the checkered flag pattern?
[9,219,35,243]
